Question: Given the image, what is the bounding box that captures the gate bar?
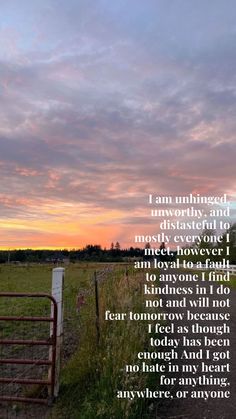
[0,339,52,345]
[0,396,48,405]
[0,292,57,298]
[0,316,53,321]
[0,358,52,365]
[0,378,50,385]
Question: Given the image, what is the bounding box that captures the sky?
[0,0,236,249]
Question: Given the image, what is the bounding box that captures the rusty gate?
[0,292,58,405]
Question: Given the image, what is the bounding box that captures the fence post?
[49,267,65,398]
[94,271,100,344]
[125,266,129,288]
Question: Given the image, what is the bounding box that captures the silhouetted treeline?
[178,223,236,264]
[1,223,235,264]
[0,245,144,264]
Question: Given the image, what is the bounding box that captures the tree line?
[180,223,236,264]
[0,243,143,264]
[0,223,235,264]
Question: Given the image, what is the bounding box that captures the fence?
[0,262,134,419]
[0,268,64,412]
[182,264,236,275]
[0,292,58,405]
[0,264,118,407]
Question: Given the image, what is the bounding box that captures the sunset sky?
[0,0,236,249]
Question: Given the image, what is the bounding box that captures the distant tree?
[115,241,121,251]
[144,243,151,260]
[194,229,216,263]
[197,229,216,249]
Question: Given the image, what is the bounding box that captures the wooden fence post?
[49,267,65,397]
[94,271,100,344]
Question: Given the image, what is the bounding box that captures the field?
[0,263,157,419]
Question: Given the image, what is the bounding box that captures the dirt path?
[153,271,236,419]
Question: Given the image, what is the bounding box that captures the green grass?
[226,274,236,288]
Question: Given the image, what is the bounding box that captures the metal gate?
[0,292,58,405]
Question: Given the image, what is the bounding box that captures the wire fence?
[0,263,120,418]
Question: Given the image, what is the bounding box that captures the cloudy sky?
[0,0,236,249]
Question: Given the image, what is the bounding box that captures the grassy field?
[0,263,156,419]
